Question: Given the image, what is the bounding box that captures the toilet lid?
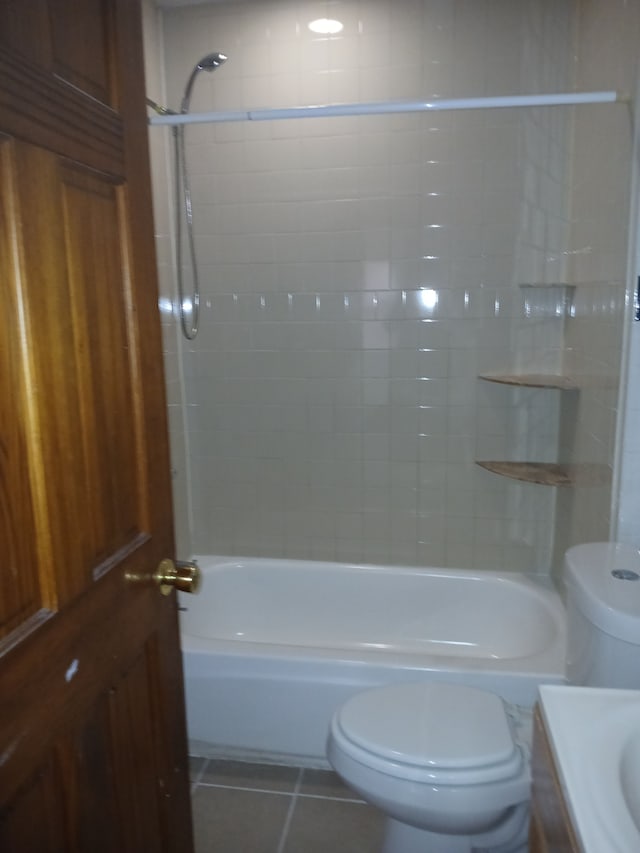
[336,682,517,771]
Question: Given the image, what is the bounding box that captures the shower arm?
[146,96,176,116]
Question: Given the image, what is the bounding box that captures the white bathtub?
[179,556,566,766]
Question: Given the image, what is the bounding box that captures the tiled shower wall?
[154,0,579,571]
[553,0,640,573]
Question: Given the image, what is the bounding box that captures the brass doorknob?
[154,559,201,596]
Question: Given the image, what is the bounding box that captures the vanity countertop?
[538,684,640,853]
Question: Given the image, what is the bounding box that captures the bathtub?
[179,556,566,767]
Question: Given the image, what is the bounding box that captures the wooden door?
[0,1,194,850]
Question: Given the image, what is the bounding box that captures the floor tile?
[281,797,384,853]
[200,759,300,792]
[192,786,292,853]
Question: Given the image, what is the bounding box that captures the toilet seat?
[332,682,524,786]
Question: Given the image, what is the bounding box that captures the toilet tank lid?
[564,542,640,643]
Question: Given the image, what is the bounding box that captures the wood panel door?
[0,1,194,850]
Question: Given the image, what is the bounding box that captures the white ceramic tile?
[150,0,639,569]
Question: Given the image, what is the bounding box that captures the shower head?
[197,51,228,71]
[181,51,228,114]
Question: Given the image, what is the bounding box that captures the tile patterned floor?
[190,757,384,853]
[189,707,534,852]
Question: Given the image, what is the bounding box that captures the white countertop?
[538,685,640,853]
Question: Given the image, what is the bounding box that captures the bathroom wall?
[588,0,640,553]
[553,0,640,574]
[152,0,580,571]
[617,102,640,546]
[143,0,193,558]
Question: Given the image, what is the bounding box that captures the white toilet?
[328,681,530,853]
[327,542,640,853]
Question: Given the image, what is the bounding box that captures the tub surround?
[158,0,579,573]
[148,0,640,577]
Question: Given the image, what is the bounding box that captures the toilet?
[327,542,640,853]
[328,681,530,853]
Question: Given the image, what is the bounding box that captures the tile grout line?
[275,767,303,853]
[190,757,209,794]
[297,791,366,804]
[195,780,365,803]
[195,783,297,796]
[189,758,367,802]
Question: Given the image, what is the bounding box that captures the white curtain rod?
[149,90,622,127]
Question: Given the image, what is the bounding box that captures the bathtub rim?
[180,554,567,674]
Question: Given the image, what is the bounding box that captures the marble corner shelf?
[478,373,579,390]
[475,461,575,486]
[475,461,612,487]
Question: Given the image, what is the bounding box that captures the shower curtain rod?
[148,90,622,126]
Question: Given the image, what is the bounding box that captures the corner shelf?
[476,374,578,484]
[475,282,581,486]
[478,373,579,391]
[476,461,611,487]
[475,461,575,486]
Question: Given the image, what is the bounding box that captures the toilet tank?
[564,542,640,688]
